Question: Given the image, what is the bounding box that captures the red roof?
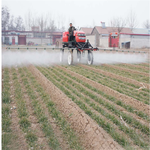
[80,27,93,35]
[92,26,133,34]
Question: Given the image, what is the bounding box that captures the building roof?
[80,27,93,35]
[92,26,133,34]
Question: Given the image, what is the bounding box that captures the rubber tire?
[77,51,81,62]
[68,50,73,65]
[87,51,93,65]
[60,50,64,62]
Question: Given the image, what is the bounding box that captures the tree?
[127,10,138,31]
[15,16,24,31]
[8,15,15,30]
[2,6,10,30]
[24,11,32,31]
[143,20,150,29]
[111,17,126,33]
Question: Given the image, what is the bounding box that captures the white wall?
[86,35,96,47]
[26,38,52,45]
[130,35,150,48]
[99,35,109,48]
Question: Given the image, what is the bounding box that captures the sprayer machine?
[60,30,98,65]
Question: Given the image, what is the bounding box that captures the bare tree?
[143,20,150,29]
[127,10,138,31]
[8,15,15,30]
[37,14,47,44]
[2,6,10,30]
[24,11,32,31]
[15,16,24,31]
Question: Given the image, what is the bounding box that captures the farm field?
[2,62,150,150]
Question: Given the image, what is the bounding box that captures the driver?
[68,23,76,41]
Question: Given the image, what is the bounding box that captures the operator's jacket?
[68,26,76,36]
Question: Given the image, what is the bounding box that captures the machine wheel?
[87,51,93,65]
[77,51,81,62]
[68,50,73,65]
[60,49,64,62]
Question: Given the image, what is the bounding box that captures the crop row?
[37,66,149,149]
[2,68,12,149]
[114,64,149,73]
[46,67,149,134]
[11,68,39,148]
[137,63,149,68]
[19,67,83,150]
[67,65,149,104]
[79,64,149,93]
[56,66,149,121]
[92,65,149,83]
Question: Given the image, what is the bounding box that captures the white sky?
[2,0,150,29]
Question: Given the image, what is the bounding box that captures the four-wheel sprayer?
[60,30,98,65]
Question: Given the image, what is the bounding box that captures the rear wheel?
[60,49,64,62]
[68,50,73,65]
[87,51,93,65]
[77,51,81,62]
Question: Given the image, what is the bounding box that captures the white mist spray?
[2,50,148,68]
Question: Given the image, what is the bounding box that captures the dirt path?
[9,69,28,150]
[57,65,150,116]
[28,65,124,150]
[79,64,149,89]
[103,64,149,77]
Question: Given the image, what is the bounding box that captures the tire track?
[57,65,150,116]
[28,65,124,150]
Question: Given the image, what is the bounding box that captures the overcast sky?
[2,0,150,29]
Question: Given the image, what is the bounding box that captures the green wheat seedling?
[20,67,83,150]
[41,67,149,148]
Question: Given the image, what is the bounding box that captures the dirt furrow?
[103,64,149,77]
[9,69,28,150]
[29,65,124,150]
[57,65,150,116]
[79,64,150,89]
[16,68,50,150]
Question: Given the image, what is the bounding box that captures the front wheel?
[68,50,73,65]
[87,51,93,65]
